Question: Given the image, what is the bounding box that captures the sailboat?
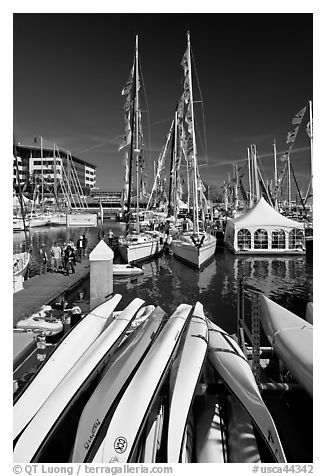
[118,36,164,264]
[171,32,216,269]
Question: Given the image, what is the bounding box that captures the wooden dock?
[13,259,90,326]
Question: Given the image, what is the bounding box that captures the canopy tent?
[224,197,305,254]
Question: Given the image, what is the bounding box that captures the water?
[14,220,313,335]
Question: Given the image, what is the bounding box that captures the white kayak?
[16,310,63,335]
[207,319,286,463]
[71,306,165,462]
[13,297,144,463]
[113,264,144,276]
[92,303,192,463]
[136,397,165,463]
[167,301,208,462]
[13,294,122,442]
[259,294,313,397]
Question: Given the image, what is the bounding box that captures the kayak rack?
[236,278,299,394]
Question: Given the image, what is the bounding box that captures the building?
[13,143,96,193]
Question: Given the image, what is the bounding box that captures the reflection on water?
[13,222,313,336]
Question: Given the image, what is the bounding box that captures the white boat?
[71,306,165,462]
[13,297,144,463]
[170,33,216,269]
[16,311,63,336]
[117,229,164,265]
[125,304,155,335]
[172,232,217,269]
[13,294,122,442]
[259,294,313,397]
[13,252,30,277]
[137,398,165,463]
[167,302,208,462]
[91,303,192,463]
[29,214,49,228]
[48,212,67,226]
[113,263,144,276]
[207,319,286,462]
[66,212,98,227]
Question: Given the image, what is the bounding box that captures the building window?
[289,228,304,249]
[254,229,268,249]
[272,230,286,249]
[237,229,251,249]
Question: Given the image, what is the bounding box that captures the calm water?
[13,220,313,335]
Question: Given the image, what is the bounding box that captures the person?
[61,242,67,269]
[108,229,114,247]
[50,242,62,272]
[39,246,48,274]
[64,245,76,276]
[76,236,83,261]
[67,239,76,265]
[82,234,88,258]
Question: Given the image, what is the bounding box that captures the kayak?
[13,294,122,442]
[259,294,313,397]
[207,319,286,463]
[71,306,165,462]
[13,297,144,462]
[167,302,208,462]
[92,303,192,463]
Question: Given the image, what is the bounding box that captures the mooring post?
[89,239,114,311]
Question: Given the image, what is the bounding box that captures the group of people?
[39,235,88,277]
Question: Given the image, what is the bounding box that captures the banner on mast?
[292,106,307,125]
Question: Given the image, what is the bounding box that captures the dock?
[13,259,90,326]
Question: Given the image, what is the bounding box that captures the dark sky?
[13,13,312,193]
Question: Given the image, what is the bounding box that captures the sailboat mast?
[273,139,278,184]
[287,154,291,212]
[40,136,44,212]
[135,35,140,234]
[186,31,199,234]
[247,147,252,208]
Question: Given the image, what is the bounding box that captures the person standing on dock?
[82,234,88,258]
[76,236,83,261]
[50,242,62,272]
[64,246,76,276]
[39,246,48,274]
[108,229,114,247]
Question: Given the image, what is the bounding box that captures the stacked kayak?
[259,294,313,397]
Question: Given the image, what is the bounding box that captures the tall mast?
[186,31,199,234]
[287,154,291,212]
[53,142,58,209]
[247,147,252,208]
[134,35,140,234]
[273,139,278,184]
[40,136,44,212]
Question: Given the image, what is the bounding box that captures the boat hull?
[207,320,286,462]
[13,294,122,442]
[259,295,313,397]
[13,252,30,277]
[172,233,216,269]
[113,264,144,276]
[118,235,163,264]
[66,213,98,227]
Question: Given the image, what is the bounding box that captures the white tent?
[224,197,305,254]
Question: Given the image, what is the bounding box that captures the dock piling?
[89,239,114,310]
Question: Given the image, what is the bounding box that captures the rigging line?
[191,47,209,166]
[138,59,152,179]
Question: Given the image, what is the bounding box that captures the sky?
[13,11,313,194]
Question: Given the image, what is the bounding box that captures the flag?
[287,127,299,144]
[280,152,289,162]
[306,120,313,139]
[121,66,134,95]
[292,106,307,125]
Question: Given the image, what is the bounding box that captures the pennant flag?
[287,126,299,144]
[121,66,134,96]
[292,106,307,125]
